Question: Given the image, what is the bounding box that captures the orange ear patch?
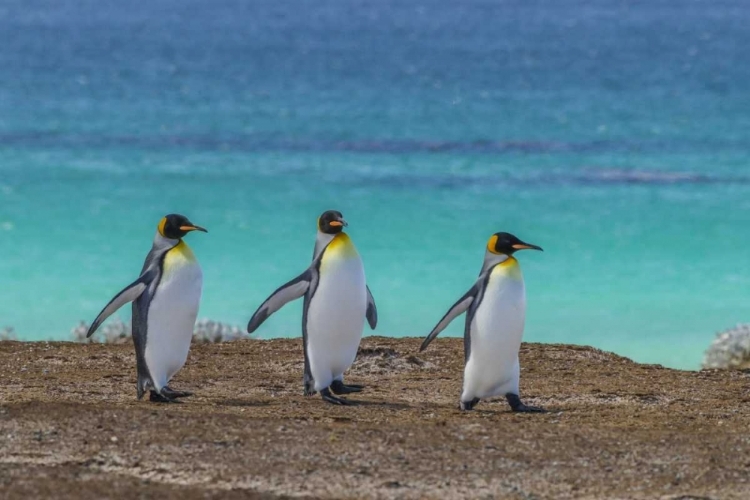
[158,217,168,236]
[486,234,499,254]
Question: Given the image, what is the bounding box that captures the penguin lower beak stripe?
[512,243,543,251]
[180,225,208,233]
[329,220,347,227]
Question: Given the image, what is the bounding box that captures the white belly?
[145,260,202,390]
[306,256,366,391]
[463,270,526,400]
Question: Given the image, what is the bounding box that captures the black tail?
[136,372,153,400]
[134,345,153,400]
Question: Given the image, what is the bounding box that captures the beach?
[1,337,748,499]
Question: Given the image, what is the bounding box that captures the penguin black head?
[318,210,347,234]
[158,214,208,240]
[487,232,542,255]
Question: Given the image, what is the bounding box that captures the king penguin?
[420,232,545,412]
[247,210,377,405]
[86,214,207,402]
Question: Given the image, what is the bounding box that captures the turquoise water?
[1,1,749,369]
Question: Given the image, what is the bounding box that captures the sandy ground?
[0,337,749,499]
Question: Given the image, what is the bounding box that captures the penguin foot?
[506,394,546,413]
[320,388,353,406]
[459,398,480,411]
[330,380,364,395]
[149,390,181,404]
[162,386,193,399]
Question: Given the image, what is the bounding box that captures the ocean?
[1,0,749,369]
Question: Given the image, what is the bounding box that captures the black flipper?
[86,268,157,338]
[420,284,478,352]
[365,285,378,330]
[247,270,312,333]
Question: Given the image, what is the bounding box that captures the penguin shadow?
[214,398,273,408]
[343,399,411,410]
[462,407,555,416]
[462,408,510,416]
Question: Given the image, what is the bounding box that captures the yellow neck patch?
[323,233,359,259]
[163,240,197,277]
[492,256,522,280]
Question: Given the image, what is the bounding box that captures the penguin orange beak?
[512,243,542,251]
[180,225,208,233]
[329,219,348,227]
